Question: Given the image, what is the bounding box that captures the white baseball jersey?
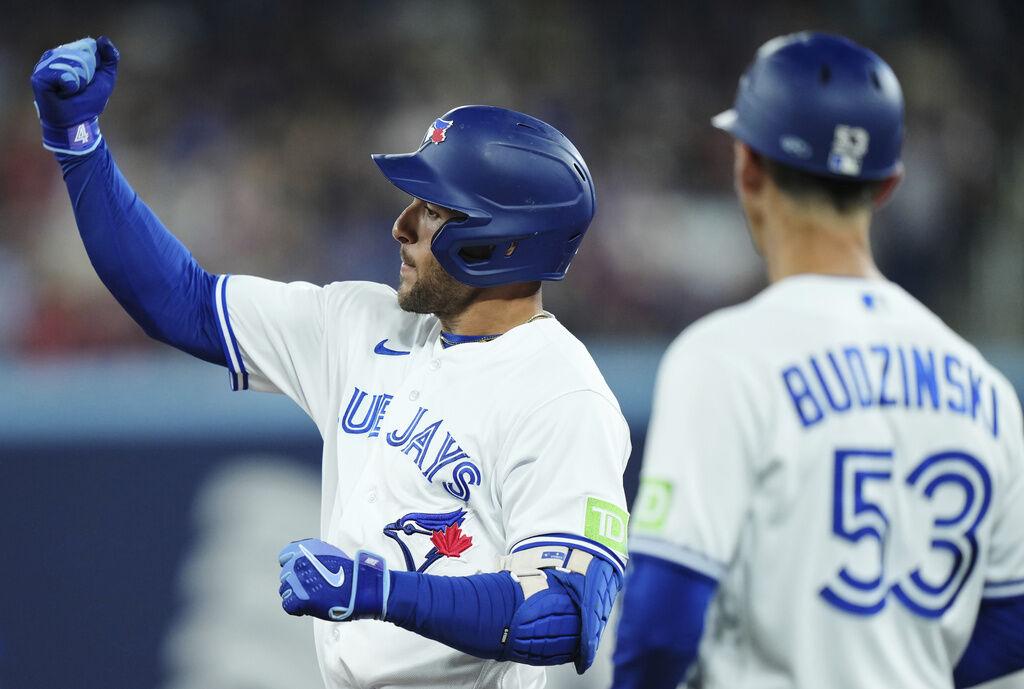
[213,276,631,689]
[631,275,1024,689]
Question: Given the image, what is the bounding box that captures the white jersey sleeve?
[982,389,1024,600]
[630,333,763,580]
[214,275,392,428]
[498,390,632,574]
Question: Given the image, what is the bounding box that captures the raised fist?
[31,36,120,155]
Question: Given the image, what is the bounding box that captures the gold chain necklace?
[439,311,552,347]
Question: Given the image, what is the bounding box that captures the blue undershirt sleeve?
[385,564,606,668]
[386,570,524,660]
[57,142,225,364]
[954,594,1024,688]
[611,552,718,689]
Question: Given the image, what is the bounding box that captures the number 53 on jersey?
[822,447,992,618]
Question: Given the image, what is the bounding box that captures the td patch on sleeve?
[584,497,629,556]
[632,477,674,532]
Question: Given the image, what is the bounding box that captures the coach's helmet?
[372,105,596,287]
[713,32,904,181]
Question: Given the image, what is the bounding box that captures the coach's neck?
[757,187,883,284]
[736,148,882,284]
[440,282,544,335]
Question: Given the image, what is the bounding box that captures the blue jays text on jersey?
[340,386,483,501]
[781,343,999,436]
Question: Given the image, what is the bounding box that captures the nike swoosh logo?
[298,544,346,587]
[374,339,410,356]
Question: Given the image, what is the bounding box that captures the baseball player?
[31,37,631,688]
[612,32,1024,689]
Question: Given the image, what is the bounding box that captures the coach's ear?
[735,142,767,196]
[872,167,903,210]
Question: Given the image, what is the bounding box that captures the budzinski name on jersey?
[782,343,1000,436]
[341,386,483,501]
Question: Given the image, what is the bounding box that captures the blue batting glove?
[30,36,120,155]
[277,538,391,622]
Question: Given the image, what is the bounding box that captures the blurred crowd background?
[1,2,1023,688]
[1,0,1022,356]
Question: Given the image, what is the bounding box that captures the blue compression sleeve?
[954,594,1024,688]
[57,143,224,364]
[611,553,718,689]
[386,567,602,667]
[386,570,523,660]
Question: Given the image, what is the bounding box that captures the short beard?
[398,258,479,320]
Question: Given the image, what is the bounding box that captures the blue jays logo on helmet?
[713,32,904,181]
[425,118,453,145]
[372,105,597,287]
[383,508,472,572]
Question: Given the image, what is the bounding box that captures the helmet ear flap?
[433,221,582,287]
[457,244,496,264]
[554,232,585,274]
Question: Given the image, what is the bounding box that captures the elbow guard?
[500,546,623,673]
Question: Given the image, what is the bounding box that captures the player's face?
[392,198,479,318]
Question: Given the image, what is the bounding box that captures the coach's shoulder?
[654,301,775,394]
[670,300,760,357]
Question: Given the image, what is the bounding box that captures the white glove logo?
[298,543,346,588]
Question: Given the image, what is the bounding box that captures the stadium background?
[1,1,1022,687]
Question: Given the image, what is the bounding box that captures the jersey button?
[429,359,441,371]
[367,490,376,503]
[409,390,420,401]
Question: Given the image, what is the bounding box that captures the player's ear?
[735,142,766,196]
[872,167,903,210]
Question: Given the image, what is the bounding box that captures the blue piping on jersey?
[216,275,249,391]
[511,537,624,576]
[439,331,502,348]
[511,532,626,573]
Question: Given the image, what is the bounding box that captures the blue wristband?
[40,115,102,155]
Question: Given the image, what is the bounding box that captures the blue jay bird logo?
[383,508,471,572]
[425,118,453,145]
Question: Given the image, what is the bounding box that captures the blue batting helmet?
[713,32,904,181]
[372,105,596,287]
